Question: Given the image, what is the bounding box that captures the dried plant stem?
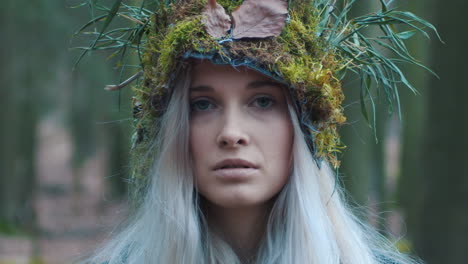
[105,71,143,91]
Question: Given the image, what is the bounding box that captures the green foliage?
[72,0,153,69]
[328,0,441,127]
[28,258,45,264]
[0,220,27,236]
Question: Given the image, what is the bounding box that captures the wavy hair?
[83,63,420,264]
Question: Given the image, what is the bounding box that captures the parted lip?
[213,159,258,170]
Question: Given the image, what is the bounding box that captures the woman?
[78,0,438,263]
[89,60,413,264]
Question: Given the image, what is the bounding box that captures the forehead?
[191,60,271,87]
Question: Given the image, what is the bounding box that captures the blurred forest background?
[0,0,466,263]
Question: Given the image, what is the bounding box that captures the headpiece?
[75,0,439,194]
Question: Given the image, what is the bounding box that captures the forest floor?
[0,117,128,264]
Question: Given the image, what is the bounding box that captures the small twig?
[117,13,145,25]
[329,0,337,15]
[105,71,143,91]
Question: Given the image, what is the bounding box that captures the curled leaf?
[396,30,417,40]
[232,0,288,39]
[202,0,232,38]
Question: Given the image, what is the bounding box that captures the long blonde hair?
[84,64,420,264]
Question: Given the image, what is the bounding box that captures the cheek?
[275,124,293,173]
[256,115,293,178]
[189,126,203,157]
[258,114,293,155]
[189,121,214,199]
[190,127,202,173]
[271,123,293,192]
[189,118,216,176]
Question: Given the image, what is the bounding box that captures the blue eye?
[191,99,214,111]
[253,96,274,108]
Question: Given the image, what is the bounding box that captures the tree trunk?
[414,0,468,263]
[340,0,387,227]
[0,63,38,233]
[0,3,38,233]
[398,0,435,251]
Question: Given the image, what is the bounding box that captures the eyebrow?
[190,85,214,92]
[190,81,283,92]
[246,80,284,90]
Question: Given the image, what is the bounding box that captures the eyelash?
[251,95,275,109]
[190,98,216,112]
[190,95,276,112]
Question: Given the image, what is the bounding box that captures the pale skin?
[189,61,294,261]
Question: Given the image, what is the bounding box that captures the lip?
[212,159,259,180]
[213,158,259,171]
[213,167,258,180]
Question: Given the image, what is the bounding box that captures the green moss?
[216,0,243,13]
[168,0,206,22]
[145,15,224,86]
[158,18,205,76]
[273,12,347,168]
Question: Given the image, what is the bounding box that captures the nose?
[216,108,250,148]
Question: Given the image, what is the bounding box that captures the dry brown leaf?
[202,0,232,38]
[231,0,288,39]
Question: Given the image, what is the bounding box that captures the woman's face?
[189,61,293,209]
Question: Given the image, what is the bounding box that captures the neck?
[203,200,273,262]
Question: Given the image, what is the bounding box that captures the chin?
[202,190,275,209]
